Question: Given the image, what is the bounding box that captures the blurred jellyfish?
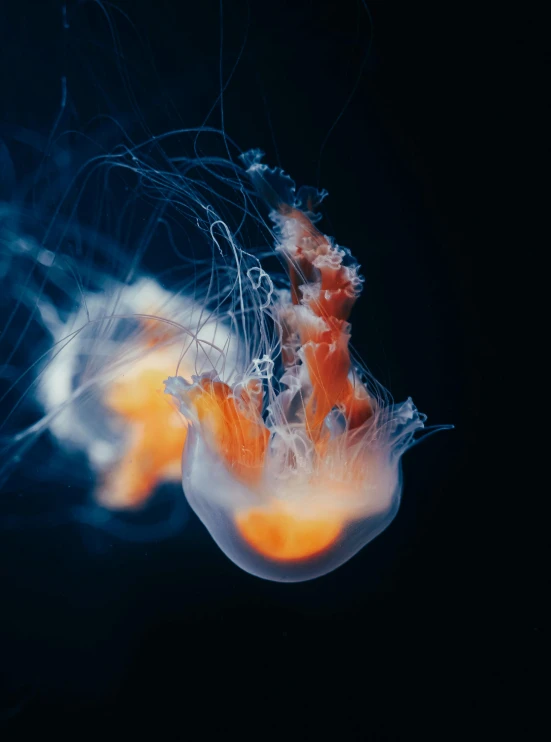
[37,276,238,510]
[0,133,244,522]
[165,150,450,582]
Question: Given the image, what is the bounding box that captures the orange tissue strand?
[281,207,359,319]
[340,379,374,431]
[235,507,343,562]
[312,286,356,322]
[280,208,327,305]
[302,330,352,440]
[101,358,187,508]
[238,378,264,417]
[185,377,269,486]
[295,313,354,440]
[276,207,366,441]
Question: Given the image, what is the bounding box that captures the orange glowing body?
[164,150,427,581]
[235,508,342,562]
[101,347,187,508]
[172,202,372,561]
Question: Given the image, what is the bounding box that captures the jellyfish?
[164,149,438,582]
[1,136,447,577]
[36,275,238,510]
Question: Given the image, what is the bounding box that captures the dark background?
[0,0,538,737]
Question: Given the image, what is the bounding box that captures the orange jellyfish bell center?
[235,508,343,562]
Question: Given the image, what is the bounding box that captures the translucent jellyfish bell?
[166,381,422,582]
[166,151,436,582]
